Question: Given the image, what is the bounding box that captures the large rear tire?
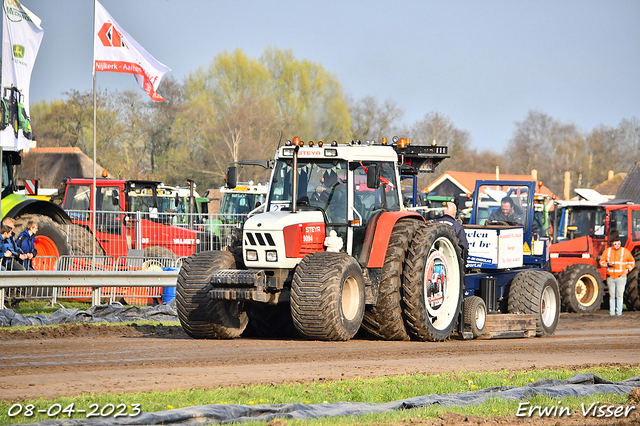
[362,219,420,341]
[558,263,604,313]
[13,214,71,260]
[291,251,365,341]
[623,252,640,311]
[176,251,248,339]
[508,270,560,337]
[402,222,465,342]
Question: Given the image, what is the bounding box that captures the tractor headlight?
[266,250,278,262]
[246,250,258,261]
[282,148,295,157]
[324,148,338,157]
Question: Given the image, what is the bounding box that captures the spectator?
[600,231,635,316]
[436,201,468,264]
[1,224,25,271]
[488,196,524,226]
[17,220,38,270]
[1,218,26,271]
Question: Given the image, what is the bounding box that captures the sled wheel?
[559,263,604,313]
[402,222,465,342]
[291,251,365,341]
[464,296,486,338]
[624,252,640,311]
[508,270,560,337]
[176,251,248,339]
[362,219,420,341]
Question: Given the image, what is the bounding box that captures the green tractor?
[1,147,74,264]
[1,86,33,140]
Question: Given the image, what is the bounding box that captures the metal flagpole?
[92,0,97,272]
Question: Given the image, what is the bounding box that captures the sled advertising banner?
[1,0,43,151]
[94,0,170,101]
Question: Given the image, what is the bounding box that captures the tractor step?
[479,314,536,339]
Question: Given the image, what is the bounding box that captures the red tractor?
[550,202,640,312]
[61,178,214,261]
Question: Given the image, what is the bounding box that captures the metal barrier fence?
[1,211,249,307]
[0,271,179,309]
[63,210,246,258]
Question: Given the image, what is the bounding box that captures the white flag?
[1,0,43,151]
[94,0,170,101]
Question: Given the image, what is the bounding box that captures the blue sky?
[5,0,640,152]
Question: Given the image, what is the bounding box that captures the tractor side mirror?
[366,164,380,189]
[111,190,119,206]
[175,192,180,207]
[226,166,237,189]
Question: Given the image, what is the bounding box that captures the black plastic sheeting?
[0,302,178,327]
[20,374,640,426]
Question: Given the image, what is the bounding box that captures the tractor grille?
[245,232,276,247]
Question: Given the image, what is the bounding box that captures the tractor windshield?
[472,184,529,229]
[268,159,348,224]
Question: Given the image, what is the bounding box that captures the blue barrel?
[163,267,179,303]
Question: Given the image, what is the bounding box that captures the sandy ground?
[0,310,639,405]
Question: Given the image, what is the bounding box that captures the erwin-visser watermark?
[516,401,636,418]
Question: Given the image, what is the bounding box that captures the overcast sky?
[5,0,640,152]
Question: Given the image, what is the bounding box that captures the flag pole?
[92,0,97,272]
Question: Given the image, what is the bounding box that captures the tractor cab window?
[1,161,9,193]
[352,161,399,223]
[63,184,91,221]
[96,186,122,235]
[268,159,348,224]
[609,209,629,246]
[129,186,158,214]
[633,210,640,242]
[472,184,529,230]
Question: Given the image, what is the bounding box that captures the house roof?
[17,147,109,188]
[424,171,556,198]
[615,163,640,203]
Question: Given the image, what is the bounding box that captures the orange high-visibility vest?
[600,246,635,279]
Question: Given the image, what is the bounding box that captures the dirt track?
[1,311,639,402]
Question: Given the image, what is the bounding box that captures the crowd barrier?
[1,211,248,307]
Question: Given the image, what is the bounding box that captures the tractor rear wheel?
[362,219,420,341]
[291,251,365,341]
[464,295,486,338]
[402,222,465,342]
[176,251,248,339]
[624,252,640,311]
[559,263,604,313]
[14,214,71,263]
[508,270,560,337]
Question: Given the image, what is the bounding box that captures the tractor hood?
[243,210,326,269]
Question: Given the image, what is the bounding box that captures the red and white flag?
[93,0,170,101]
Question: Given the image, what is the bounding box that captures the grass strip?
[1,365,638,424]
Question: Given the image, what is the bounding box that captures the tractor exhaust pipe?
[292,144,300,213]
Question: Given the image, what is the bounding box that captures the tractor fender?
[1,193,71,225]
[360,211,425,269]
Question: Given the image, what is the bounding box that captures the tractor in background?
[549,201,640,312]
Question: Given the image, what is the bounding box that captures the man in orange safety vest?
[600,231,635,316]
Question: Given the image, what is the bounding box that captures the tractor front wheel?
[176,251,248,339]
[508,270,560,337]
[464,295,486,339]
[559,263,604,313]
[291,251,365,341]
[402,222,465,342]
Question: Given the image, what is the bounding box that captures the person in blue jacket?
[17,220,38,270]
[1,224,25,271]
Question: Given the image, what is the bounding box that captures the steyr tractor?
[176,137,560,341]
[1,147,73,263]
[549,202,640,312]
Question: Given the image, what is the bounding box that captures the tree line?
[16,47,640,197]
